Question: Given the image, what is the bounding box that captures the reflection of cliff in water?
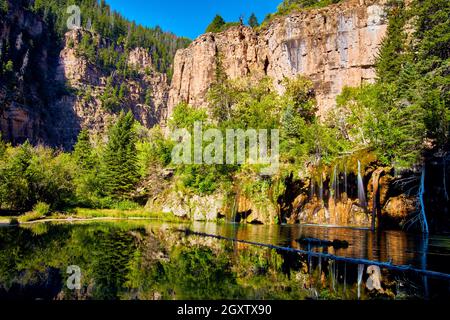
[0,221,448,300]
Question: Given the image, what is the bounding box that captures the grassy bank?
[5,208,186,225]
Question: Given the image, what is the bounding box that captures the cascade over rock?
[168,0,388,118]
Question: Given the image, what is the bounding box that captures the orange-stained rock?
[168,0,388,118]
[382,195,416,220]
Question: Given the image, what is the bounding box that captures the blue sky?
[106,0,281,39]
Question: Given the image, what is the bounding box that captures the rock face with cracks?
[168,0,388,118]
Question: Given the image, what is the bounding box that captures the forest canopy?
[32,0,191,75]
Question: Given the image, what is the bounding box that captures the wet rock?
[382,195,416,221]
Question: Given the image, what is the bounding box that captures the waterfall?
[231,195,238,223]
[357,264,365,300]
[357,161,367,208]
[319,176,324,203]
[418,168,429,234]
[329,260,336,292]
[318,256,322,275]
[344,166,348,195]
[343,262,347,295]
[310,179,315,200]
[421,234,429,299]
[332,165,339,201]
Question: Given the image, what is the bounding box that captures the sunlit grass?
[45,208,184,223]
[3,207,187,225]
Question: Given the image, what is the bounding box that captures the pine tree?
[248,13,259,28]
[73,129,95,171]
[118,83,128,101]
[376,1,407,84]
[101,111,139,199]
[411,0,450,147]
[206,15,226,33]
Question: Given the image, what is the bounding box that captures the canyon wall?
[169,0,388,118]
[1,0,389,148]
[0,0,52,145]
[53,29,169,147]
[0,1,169,149]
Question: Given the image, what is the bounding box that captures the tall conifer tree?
[101,111,139,199]
[73,129,95,171]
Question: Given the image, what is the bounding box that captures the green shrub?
[34,202,51,216]
[19,202,51,223]
[0,143,76,212]
[113,200,142,211]
[4,60,14,73]
[206,15,226,33]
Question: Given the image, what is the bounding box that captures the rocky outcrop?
[298,196,370,227]
[169,0,388,118]
[52,29,169,147]
[0,0,54,145]
[146,188,227,222]
[382,195,415,222]
[1,1,170,149]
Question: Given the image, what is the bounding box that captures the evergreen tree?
[118,83,128,101]
[410,0,450,148]
[206,15,226,33]
[376,0,450,149]
[31,0,191,76]
[73,129,95,171]
[101,112,139,199]
[101,76,121,111]
[248,13,259,28]
[145,88,153,105]
[207,56,234,122]
[376,1,408,84]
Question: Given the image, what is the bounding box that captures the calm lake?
[0,220,449,300]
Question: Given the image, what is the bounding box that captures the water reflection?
[0,221,448,300]
[190,222,450,274]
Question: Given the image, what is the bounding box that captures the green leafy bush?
[19,202,51,223]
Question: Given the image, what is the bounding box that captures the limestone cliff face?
[1,0,170,148]
[1,19,169,148]
[169,0,388,117]
[53,29,169,147]
[0,0,51,145]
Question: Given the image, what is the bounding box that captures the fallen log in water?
[179,229,450,282]
[296,237,349,249]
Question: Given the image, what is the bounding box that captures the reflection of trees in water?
[0,223,447,300]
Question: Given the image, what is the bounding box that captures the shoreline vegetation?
[1,0,449,233]
[0,208,188,226]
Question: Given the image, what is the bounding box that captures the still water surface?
[0,220,448,300]
[190,222,450,274]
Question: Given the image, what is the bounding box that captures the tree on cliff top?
[248,13,259,28]
[206,15,226,33]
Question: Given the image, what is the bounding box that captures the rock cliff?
[53,29,169,147]
[0,1,170,149]
[0,0,53,145]
[169,0,388,117]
